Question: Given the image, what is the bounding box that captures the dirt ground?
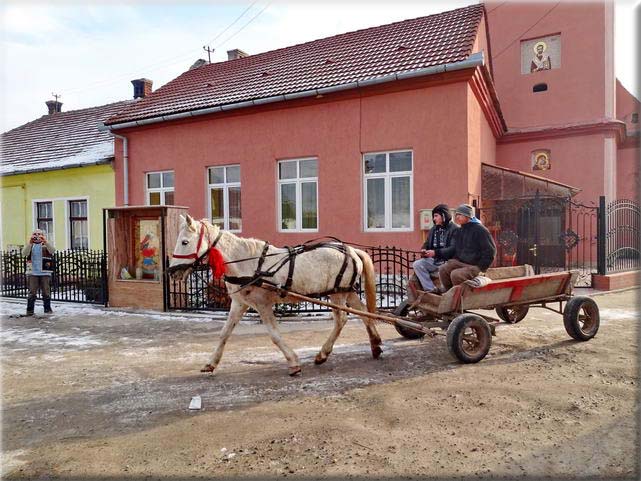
[1,289,639,480]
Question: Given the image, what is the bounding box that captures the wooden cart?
[262,265,599,364]
[392,265,600,363]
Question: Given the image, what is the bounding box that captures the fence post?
[597,196,606,275]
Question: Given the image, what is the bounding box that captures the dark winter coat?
[420,204,458,263]
[451,221,496,271]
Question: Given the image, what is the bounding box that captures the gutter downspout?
[113,133,130,206]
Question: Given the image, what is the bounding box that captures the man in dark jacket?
[412,204,458,292]
[439,204,496,291]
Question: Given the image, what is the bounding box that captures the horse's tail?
[354,249,377,313]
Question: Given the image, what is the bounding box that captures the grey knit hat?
[455,203,475,218]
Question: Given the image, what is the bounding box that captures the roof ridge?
[2,99,133,135]
[203,3,482,70]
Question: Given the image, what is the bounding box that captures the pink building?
[103,3,639,256]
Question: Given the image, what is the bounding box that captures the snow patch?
[1,327,105,350]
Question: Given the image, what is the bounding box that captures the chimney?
[45,100,62,115]
[227,49,248,61]
[189,59,208,71]
[131,78,153,99]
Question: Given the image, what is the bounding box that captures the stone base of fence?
[592,270,641,291]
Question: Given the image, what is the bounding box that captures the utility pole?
[203,45,214,63]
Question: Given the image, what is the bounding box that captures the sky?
[0,0,639,133]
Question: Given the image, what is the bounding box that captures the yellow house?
[1,99,132,251]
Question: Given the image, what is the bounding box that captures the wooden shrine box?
[103,205,188,310]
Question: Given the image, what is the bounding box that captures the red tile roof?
[1,101,131,176]
[106,4,484,126]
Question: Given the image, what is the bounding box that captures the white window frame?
[32,199,55,240]
[207,165,242,232]
[363,149,414,232]
[146,170,175,205]
[277,157,319,233]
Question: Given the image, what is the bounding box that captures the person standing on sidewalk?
[22,229,55,315]
[439,204,496,291]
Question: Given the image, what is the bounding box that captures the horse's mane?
[200,218,264,256]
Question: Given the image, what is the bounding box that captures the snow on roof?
[1,100,132,176]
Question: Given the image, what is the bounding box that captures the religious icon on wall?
[530,41,551,73]
[521,35,561,74]
[532,150,551,171]
[134,219,161,280]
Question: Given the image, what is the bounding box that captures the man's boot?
[26,297,36,316]
[43,297,53,314]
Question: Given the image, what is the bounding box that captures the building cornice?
[499,119,628,145]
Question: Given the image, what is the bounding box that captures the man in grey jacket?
[22,229,55,315]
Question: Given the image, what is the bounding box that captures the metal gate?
[480,192,598,286]
[0,249,107,304]
[598,197,640,274]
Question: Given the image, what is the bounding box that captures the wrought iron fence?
[0,249,107,304]
[166,245,421,314]
[479,193,598,287]
[599,197,640,274]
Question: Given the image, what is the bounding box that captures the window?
[36,201,53,236]
[278,158,318,231]
[208,165,241,231]
[68,200,88,249]
[363,150,413,231]
[146,171,174,205]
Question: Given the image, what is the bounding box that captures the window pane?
[391,176,411,228]
[364,154,386,174]
[38,202,52,218]
[366,178,385,229]
[229,186,242,230]
[280,183,297,230]
[147,173,161,188]
[279,161,297,180]
[164,191,175,205]
[38,220,53,235]
[70,200,87,217]
[299,159,317,178]
[210,188,224,227]
[71,220,88,249]
[149,192,161,205]
[301,182,317,229]
[209,167,224,184]
[226,165,240,183]
[162,171,174,188]
[389,151,412,172]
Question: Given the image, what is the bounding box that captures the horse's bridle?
[172,222,222,263]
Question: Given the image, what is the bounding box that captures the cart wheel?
[495,305,529,324]
[563,296,600,341]
[446,314,492,363]
[393,301,429,339]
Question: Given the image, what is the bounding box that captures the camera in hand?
[31,235,42,243]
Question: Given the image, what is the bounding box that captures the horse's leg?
[347,291,383,359]
[315,294,349,365]
[255,305,301,376]
[201,300,248,373]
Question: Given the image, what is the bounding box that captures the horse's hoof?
[372,345,383,359]
[200,364,215,373]
[314,353,327,365]
[289,366,302,376]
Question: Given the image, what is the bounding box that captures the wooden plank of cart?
[263,265,600,364]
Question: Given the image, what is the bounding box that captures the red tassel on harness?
[208,247,227,279]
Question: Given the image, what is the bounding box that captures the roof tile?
[107,4,483,125]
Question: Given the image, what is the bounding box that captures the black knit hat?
[432,204,451,225]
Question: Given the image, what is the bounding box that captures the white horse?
[168,215,383,376]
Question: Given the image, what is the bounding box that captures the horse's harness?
[224,237,360,297]
[176,223,359,297]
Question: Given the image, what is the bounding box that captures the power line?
[64,1,264,96]
[493,2,561,60]
[214,1,272,49]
